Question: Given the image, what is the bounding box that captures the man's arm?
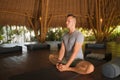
[58,42,65,62]
[66,42,83,67]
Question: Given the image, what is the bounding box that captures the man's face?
[66,16,74,28]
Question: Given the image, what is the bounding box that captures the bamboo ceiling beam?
[47,14,87,18]
[0,11,34,18]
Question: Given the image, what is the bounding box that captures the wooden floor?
[0,47,119,80]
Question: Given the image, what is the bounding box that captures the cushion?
[0,46,22,54]
[86,53,105,60]
[102,57,120,78]
[25,43,50,51]
[85,43,106,49]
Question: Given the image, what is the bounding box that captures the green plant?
[46,28,68,41]
[108,31,120,41]
[46,30,56,41]
[85,35,96,41]
[0,35,3,40]
[45,26,120,42]
[0,26,4,42]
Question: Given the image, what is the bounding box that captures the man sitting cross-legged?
[49,14,94,74]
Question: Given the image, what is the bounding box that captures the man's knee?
[86,63,94,74]
[76,61,94,74]
[49,53,59,65]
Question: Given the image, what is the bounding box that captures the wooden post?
[40,0,49,42]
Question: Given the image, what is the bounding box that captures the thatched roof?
[0,0,119,27]
[0,0,36,25]
[0,0,120,42]
[46,0,90,27]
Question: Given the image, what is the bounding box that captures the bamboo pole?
[47,15,53,27]
[40,0,49,42]
[88,16,97,38]
[27,15,40,41]
[106,2,116,34]
[44,0,49,30]
[95,0,100,42]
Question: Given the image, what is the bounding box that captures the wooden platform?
[0,48,120,80]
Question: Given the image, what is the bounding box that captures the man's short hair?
[67,14,76,18]
[67,14,76,24]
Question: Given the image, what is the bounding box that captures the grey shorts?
[61,58,83,67]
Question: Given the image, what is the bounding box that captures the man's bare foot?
[57,61,94,74]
